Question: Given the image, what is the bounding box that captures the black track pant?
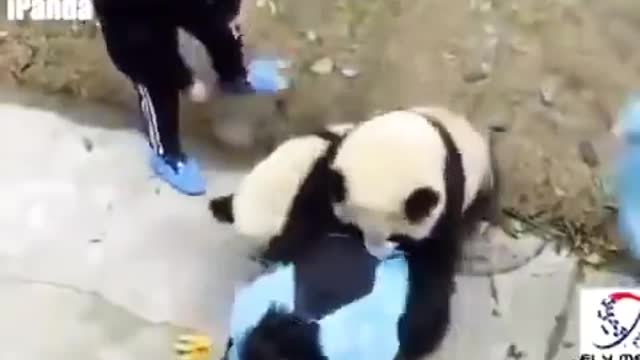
[96,0,247,158]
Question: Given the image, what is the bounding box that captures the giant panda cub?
[208,122,358,264]
[326,106,503,359]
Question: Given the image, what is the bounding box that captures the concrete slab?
[492,244,579,360]
[0,102,261,344]
[549,282,580,360]
[431,276,510,360]
[0,276,184,360]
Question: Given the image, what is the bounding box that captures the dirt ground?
[1,0,640,260]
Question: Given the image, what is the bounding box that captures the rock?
[470,0,493,12]
[211,113,255,148]
[540,75,560,106]
[510,36,531,54]
[310,57,334,75]
[483,24,497,36]
[463,62,491,83]
[578,140,599,167]
[462,35,498,83]
[479,1,492,12]
[70,22,80,35]
[339,66,359,78]
[581,252,606,266]
[505,344,526,359]
[82,137,94,152]
[442,51,457,62]
[256,0,277,14]
[304,30,319,42]
[482,102,515,131]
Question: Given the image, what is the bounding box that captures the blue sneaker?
[246,58,290,94]
[150,152,206,196]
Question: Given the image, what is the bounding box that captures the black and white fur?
[209,123,357,264]
[326,106,502,359]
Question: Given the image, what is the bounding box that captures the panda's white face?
[329,110,450,257]
[333,189,445,258]
[333,203,400,258]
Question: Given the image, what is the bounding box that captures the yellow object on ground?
[175,334,214,360]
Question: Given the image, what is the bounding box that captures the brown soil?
[1,0,640,257]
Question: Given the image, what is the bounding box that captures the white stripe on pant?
[136,84,164,155]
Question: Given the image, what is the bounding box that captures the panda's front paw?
[397,301,450,360]
[397,314,432,360]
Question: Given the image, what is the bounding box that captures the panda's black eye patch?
[327,168,346,203]
[209,194,235,223]
[404,187,439,224]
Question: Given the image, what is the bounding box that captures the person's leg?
[96,14,206,195]
[135,80,206,196]
[134,82,181,161]
[97,13,194,95]
[178,0,256,94]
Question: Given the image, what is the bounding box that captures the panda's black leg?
[396,237,456,360]
[396,266,452,359]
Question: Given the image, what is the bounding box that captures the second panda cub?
[208,122,358,265]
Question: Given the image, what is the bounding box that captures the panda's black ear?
[404,187,439,224]
[209,194,235,223]
[327,168,346,203]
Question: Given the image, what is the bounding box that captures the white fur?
[331,107,491,253]
[231,122,356,241]
[332,110,448,249]
[326,122,356,136]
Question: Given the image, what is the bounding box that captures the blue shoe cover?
[247,57,290,94]
[150,153,206,196]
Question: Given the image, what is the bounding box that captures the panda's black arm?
[395,239,458,360]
